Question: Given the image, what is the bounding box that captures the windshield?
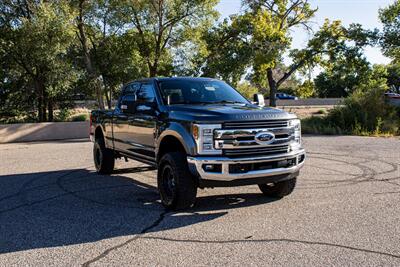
[157,79,250,105]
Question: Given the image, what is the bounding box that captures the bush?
[314,109,327,115]
[55,108,71,122]
[70,113,89,122]
[302,116,343,135]
[302,84,400,136]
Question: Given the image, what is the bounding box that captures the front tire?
[258,178,297,198]
[93,138,115,174]
[157,152,197,210]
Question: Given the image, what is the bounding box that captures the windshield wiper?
[209,100,245,104]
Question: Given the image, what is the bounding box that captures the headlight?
[289,119,301,132]
[192,124,221,155]
[289,119,302,147]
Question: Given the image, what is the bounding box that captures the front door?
[127,82,158,161]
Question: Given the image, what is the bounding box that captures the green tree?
[295,80,315,98]
[243,0,317,106]
[1,1,77,121]
[386,63,400,93]
[236,81,259,99]
[74,0,114,110]
[197,15,253,86]
[314,49,371,97]
[379,0,400,61]
[114,0,219,77]
[93,33,148,108]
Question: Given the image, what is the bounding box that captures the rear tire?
[93,138,115,174]
[157,152,197,210]
[258,178,297,198]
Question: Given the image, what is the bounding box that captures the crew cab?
[90,77,305,210]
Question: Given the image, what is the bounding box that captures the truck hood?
[166,103,296,123]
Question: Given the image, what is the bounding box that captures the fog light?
[202,164,222,173]
[203,143,213,150]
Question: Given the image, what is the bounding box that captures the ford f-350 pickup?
[90,77,305,210]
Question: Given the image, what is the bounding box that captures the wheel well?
[158,136,186,161]
[95,127,104,142]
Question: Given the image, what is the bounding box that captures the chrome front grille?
[215,120,295,157]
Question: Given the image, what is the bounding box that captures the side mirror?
[253,93,265,107]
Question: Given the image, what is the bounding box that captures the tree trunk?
[38,95,43,122]
[42,89,48,122]
[267,68,277,107]
[77,0,105,110]
[35,79,46,122]
[104,85,112,109]
[48,98,54,122]
[149,62,158,77]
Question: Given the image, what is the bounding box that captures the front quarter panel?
[156,121,196,157]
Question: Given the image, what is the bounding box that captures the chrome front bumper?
[187,149,305,182]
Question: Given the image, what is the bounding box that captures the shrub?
[314,109,327,115]
[302,83,400,136]
[55,108,71,122]
[70,113,89,122]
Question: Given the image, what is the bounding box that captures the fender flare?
[156,122,196,159]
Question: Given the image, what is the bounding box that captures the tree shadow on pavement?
[0,167,277,254]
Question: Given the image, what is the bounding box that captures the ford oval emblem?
[255,132,275,145]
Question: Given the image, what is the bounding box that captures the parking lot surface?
[0,136,399,266]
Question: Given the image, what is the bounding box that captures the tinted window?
[119,83,140,110]
[158,80,249,105]
[137,83,156,103]
[123,83,140,94]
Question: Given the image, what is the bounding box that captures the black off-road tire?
[157,152,197,210]
[258,178,297,198]
[93,138,115,174]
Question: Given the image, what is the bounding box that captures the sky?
[215,0,394,66]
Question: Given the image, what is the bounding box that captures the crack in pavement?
[140,236,400,259]
[81,211,169,267]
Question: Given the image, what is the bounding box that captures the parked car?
[385,92,400,107]
[90,77,305,210]
[276,92,298,100]
[384,92,400,99]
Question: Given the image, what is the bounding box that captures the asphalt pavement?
[0,136,399,266]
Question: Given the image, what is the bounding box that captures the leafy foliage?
[0,0,399,131]
[379,0,400,61]
[236,82,259,99]
[1,1,78,122]
[303,74,399,136]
